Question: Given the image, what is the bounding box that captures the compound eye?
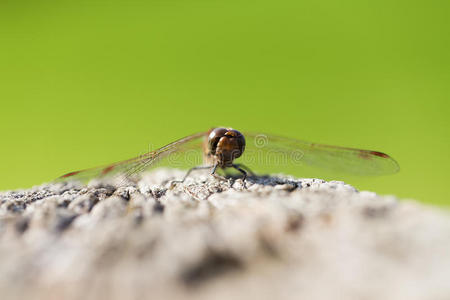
[208,127,227,154]
[229,129,245,148]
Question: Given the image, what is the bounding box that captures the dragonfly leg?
[233,163,255,177]
[210,163,228,182]
[210,163,219,175]
[232,164,248,189]
[170,165,214,188]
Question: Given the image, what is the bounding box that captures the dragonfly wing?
[242,133,399,176]
[57,132,207,182]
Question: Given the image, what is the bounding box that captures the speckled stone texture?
[0,168,449,300]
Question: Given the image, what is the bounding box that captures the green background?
[0,0,448,205]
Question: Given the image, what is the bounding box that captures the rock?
[0,168,449,300]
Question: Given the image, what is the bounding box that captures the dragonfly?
[58,127,399,185]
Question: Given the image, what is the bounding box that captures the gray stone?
[0,168,449,300]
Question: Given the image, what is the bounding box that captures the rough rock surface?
[0,169,449,300]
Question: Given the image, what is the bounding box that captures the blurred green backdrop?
[0,0,448,205]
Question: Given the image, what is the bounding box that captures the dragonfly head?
[207,127,246,167]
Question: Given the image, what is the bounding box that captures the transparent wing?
[239,133,399,176]
[56,132,207,182]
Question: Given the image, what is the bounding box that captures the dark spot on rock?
[58,199,72,208]
[134,212,144,225]
[319,213,333,225]
[88,197,99,212]
[152,188,166,199]
[258,233,279,257]
[7,202,26,213]
[10,192,25,200]
[15,217,29,234]
[181,252,242,286]
[153,201,165,214]
[285,213,304,232]
[274,178,286,185]
[281,182,299,192]
[30,193,45,202]
[60,187,80,195]
[55,214,77,232]
[117,190,130,201]
[71,194,99,213]
[363,206,389,219]
[92,186,116,199]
